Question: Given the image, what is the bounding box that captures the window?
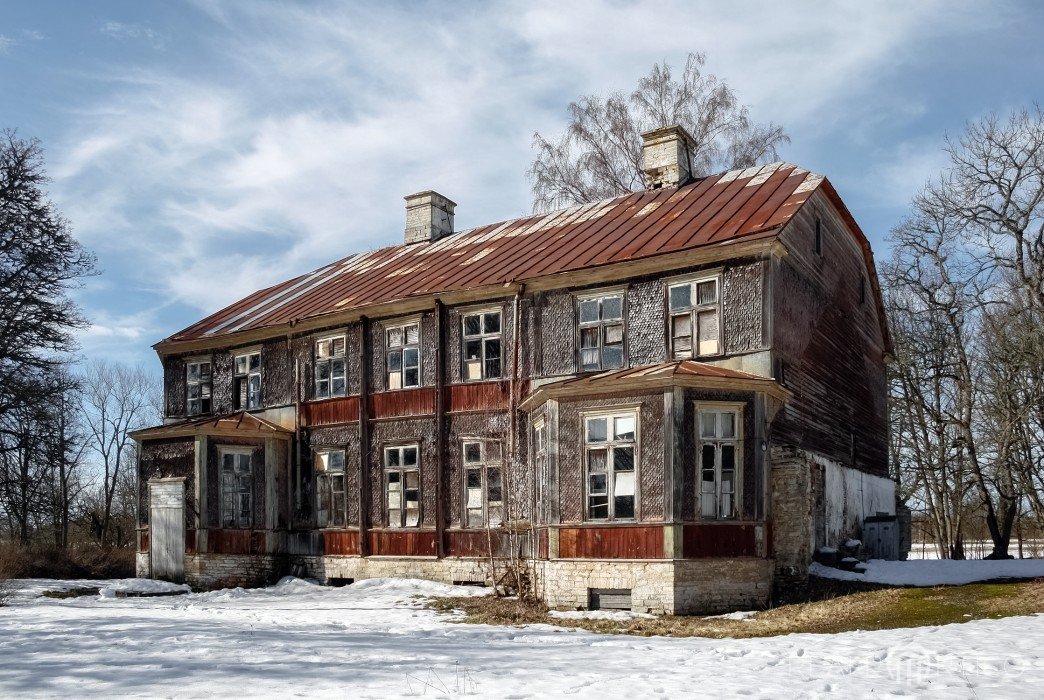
[186,359,212,416]
[584,413,637,520]
[533,419,549,523]
[578,292,624,371]
[220,449,253,528]
[462,310,502,381]
[386,322,420,389]
[463,440,504,528]
[384,445,420,527]
[233,351,261,410]
[315,449,346,528]
[814,217,823,256]
[315,336,347,399]
[668,276,721,358]
[697,406,742,519]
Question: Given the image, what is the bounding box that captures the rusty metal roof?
[166,162,831,345]
[129,411,292,441]
[519,360,791,410]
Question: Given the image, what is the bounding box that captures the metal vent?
[589,588,632,611]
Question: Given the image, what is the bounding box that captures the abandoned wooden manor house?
[132,125,903,613]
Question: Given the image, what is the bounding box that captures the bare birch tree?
[528,53,789,212]
[79,361,157,546]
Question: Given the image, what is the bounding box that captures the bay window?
[584,412,637,520]
[697,405,742,519]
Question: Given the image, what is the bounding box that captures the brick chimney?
[641,125,695,189]
[404,191,456,244]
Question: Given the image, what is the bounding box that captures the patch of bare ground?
[428,578,1044,639]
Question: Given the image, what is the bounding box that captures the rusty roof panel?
[167,162,828,344]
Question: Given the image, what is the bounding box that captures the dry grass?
[429,579,1044,639]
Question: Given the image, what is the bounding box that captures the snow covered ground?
[2,576,1044,698]
[812,558,1044,586]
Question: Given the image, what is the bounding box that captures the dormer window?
[668,275,721,358]
[233,351,261,410]
[577,291,625,371]
[315,335,347,399]
[386,321,420,389]
[186,359,212,416]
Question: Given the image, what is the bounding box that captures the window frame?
[314,448,347,528]
[581,408,640,522]
[383,444,421,528]
[695,402,744,521]
[462,439,504,528]
[575,288,627,372]
[218,446,254,529]
[233,349,262,410]
[314,334,348,399]
[185,357,212,416]
[461,308,503,382]
[385,320,421,390]
[667,273,723,359]
[533,417,549,524]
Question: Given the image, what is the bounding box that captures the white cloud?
[48,0,1004,340]
[100,21,165,49]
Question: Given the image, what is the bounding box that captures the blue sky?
[2,1,1043,373]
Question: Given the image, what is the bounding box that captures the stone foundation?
[292,555,493,587]
[535,558,773,615]
[182,553,287,589]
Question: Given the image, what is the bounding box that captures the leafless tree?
[528,52,789,212]
[79,361,158,546]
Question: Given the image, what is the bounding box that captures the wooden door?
[149,479,185,582]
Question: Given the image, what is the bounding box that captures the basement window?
[186,359,212,416]
[668,275,721,358]
[577,291,625,371]
[315,449,347,528]
[462,310,502,381]
[463,440,504,528]
[233,350,261,410]
[584,412,637,521]
[385,445,420,527]
[696,404,743,519]
[219,448,253,528]
[315,335,347,399]
[386,322,420,389]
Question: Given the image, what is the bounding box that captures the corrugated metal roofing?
[166,161,826,344]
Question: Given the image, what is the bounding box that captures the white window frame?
[185,357,212,416]
[219,446,253,529]
[233,350,262,410]
[533,418,549,524]
[462,439,504,528]
[315,448,347,528]
[384,444,420,527]
[385,320,421,390]
[576,289,626,372]
[695,402,744,520]
[667,273,722,358]
[314,335,347,399]
[461,308,503,382]
[582,409,639,521]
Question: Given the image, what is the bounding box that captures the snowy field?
[0,578,1043,698]
[811,558,1044,586]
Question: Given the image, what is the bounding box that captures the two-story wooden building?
[132,125,897,613]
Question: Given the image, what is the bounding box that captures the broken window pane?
[671,314,693,358]
[697,310,719,356]
[387,327,403,348]
[404,324,419,345]
[614,416,635,441]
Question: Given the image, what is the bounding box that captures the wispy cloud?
[100,21,165,49]
[32,0,1018,364]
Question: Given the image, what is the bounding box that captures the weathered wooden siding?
[368,529,438,556]
[681,522,762,558]
[557,525,664,559]
[322,530,360,555]
[138,437,195,530]
[771,189,888,476]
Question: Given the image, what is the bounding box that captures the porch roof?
[519,360,790,411]
[129,412,293,442]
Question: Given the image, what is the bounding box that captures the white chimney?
[641,125,695,189]
[404,191,456,244]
